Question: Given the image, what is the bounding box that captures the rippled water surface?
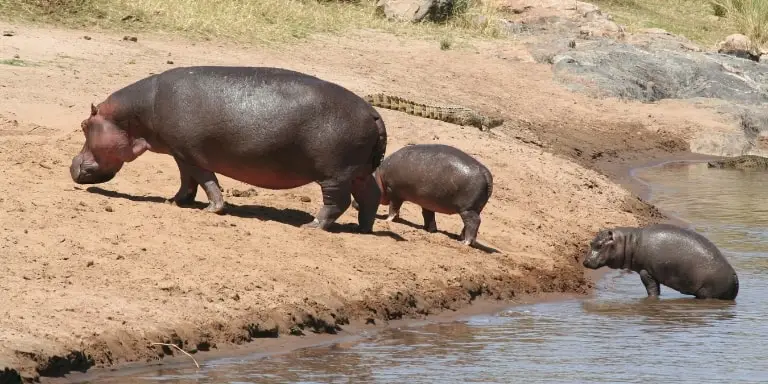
[84,162,768,383]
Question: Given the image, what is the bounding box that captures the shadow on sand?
[85,186,406,241]
[388,216,500,254]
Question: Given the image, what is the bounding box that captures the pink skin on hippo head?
[69,103,151,184]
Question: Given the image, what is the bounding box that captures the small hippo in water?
[69,66,387,233]
[360,144,493,246]
[583,224,739,300]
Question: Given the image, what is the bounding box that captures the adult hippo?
[70,66,387,233]
[583,224,739,300]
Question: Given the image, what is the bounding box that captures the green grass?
[0,58,35,66]
[0,0,511,45]
[591,0,767,50]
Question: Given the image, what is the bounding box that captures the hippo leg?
[386,198,403,222]
[303,179,351,231]
[458,210,481,246]
[171,158,225,214]
[422,208,437,233]
[639,270,660,297]
[169,159,199,206]
[351,174,381,234]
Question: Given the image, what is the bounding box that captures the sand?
[0,19,737,382]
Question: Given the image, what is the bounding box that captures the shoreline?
[0,16,746,384]
[41,151,718,384]
[54,291,587,384]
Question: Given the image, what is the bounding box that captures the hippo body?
[70,66,387,232]
[372,144,493,245]
[583,224,739,300]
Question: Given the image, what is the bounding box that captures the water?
[81,162,768,383]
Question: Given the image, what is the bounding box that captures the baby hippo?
[366,143,493,246]
[583,224,739,300]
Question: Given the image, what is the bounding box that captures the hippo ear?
[90,103,98,116]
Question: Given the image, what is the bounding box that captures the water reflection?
[581,296,737,328]
[82,161,768,383]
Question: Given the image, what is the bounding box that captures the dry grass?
[591,0,767,50]
[0,0,511,45]
[711,0,768,49]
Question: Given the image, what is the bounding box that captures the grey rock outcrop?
[551,38,768,104]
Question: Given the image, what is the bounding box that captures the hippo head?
[70,103,133,184]
[583,229,620,269]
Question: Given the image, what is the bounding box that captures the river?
[74,161,768,383]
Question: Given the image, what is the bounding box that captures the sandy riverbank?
[0,17,745,383]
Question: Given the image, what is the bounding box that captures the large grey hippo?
[69,66,388,233]
[583,224,739,300]
[355,144,493,246]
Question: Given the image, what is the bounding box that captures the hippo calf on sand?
[69,66,387,233]
[357,144,493,246]
[583,224,739,300]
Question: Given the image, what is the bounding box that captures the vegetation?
[0,0,764,50]
[0,0,510,45]
[711,0,768,48]
[591,0,767,50]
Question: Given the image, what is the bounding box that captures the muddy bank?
[0,13,734,383]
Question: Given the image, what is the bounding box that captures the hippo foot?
[461,239,475,246]
[302,218,332,231]
[167,196,196,207]
[356,224,373,234]
[203,202,226,214]
[424,225,438,233]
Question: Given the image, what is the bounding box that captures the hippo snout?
[70,155,117,184]
[582,249,602,269]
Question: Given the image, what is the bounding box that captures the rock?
[375,0,454,22]
[627,30,702,52]
[228,187,258,197]
[122,36,138,42]
[2,30,14,37]
[83,35,91,40]
[717,34,758,61]
[761,54,768,63]
[578,19,623,39]
[496,0,533,14]
[551,38,768,105]
[166,60,174,64]
[640,28,670,35]
[575,1,599,16]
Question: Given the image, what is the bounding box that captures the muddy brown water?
[69,161,768,383]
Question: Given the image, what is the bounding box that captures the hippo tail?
[371,115,387,171]
[478,166,493,211]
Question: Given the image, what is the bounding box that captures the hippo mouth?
[582,250,602,269]
[70,156,119,184]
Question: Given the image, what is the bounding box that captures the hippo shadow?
[387,216,499,254]
[84,186,406,240]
